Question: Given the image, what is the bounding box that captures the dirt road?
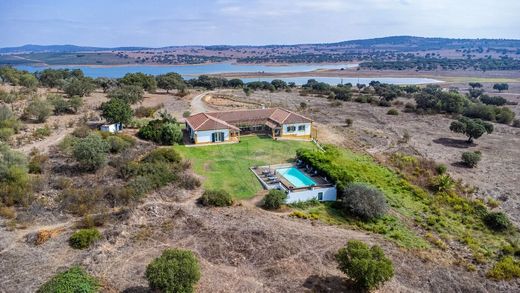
[190,91,213,114]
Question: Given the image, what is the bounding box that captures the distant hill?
[325,36,520,50]
[2,36,520,54]
[0,44,150,54]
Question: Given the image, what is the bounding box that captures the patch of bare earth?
[2,190,516,292]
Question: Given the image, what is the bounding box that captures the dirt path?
[17,127,75,154]
[190,91,214,114]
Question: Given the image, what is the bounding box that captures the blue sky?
[1,0,519,47]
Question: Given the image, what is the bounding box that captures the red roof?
[186,108,312,131]
[185,113,239,131]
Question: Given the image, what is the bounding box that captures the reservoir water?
[15,63,442,85]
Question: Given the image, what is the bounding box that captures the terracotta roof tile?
[186,108,311,131]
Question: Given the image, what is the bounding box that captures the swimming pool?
[276,167,316,188]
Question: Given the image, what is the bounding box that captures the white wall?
[282,123,311,136]
[195,129,230,143]
[285,186,336,203]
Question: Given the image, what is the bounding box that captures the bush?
[263,189,287,210]
[487,256,520,280]
[199,189,233,207]
[461,151,481,168]
[435,164,447,175]
[72,134,109,171]
[37,266,100,293]
[0,127,14,141]
[378,100,391,107]
[345,118,353,127]
[106,135,131,153]
[23,98,53,123]
[342,183,388,220]
[138,117,183,145]
[145,249,201,293]
[142,147,181,164]
[335,240,394,290]
[69,228,101,249]
[28,152,48,174]
[513,119,520,128]
[183,111,191,118]
[135,105,158,118]
[483,212,511,232]
[178,174,201,190]
[387,108,399,115]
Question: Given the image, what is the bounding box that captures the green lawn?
[174,135,315,199]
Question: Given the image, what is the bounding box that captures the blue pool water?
[276,167,316,188]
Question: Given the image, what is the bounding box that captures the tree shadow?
[432,137,475,149]
[451,161,469,168]
[303,275,358,293]
[121,286,150,293]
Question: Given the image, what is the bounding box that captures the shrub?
[199,189,233,207]
[378,100,391,107]
[0,206,16,219]
[487,257,520,280]
[483,212,511,232]
[480,95,507,106]
[135,105,158,118]
[0,144,31,206]
[430,174,454,192]
[72,125,91,138]
[62,77,96,97]
[342,183,388,220]
[106,135,131,153]
[72,134,109,171]
[435,164,447,175]
[34,125,51,138]
[404,102,416,112]
[495,107,515,124]
[145,249,201,293]
[183,111,191,118]
[37,266,100,293]
[513,119,520,128]
[178,174,201,190]
[142,147,181,164]
[461,151,481,168]
[263,189,287,210]
[28,152,48,174]
[0,127,14,141]
[345,118,353,127]
[138,115,183,145]
[335,240,394,290]
[23,98,53,123]
[69,228,101,249]
[387,108,399,115]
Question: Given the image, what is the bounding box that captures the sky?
[1,0,519,47]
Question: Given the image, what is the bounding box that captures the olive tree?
[449,116,493,143]
[100,98,133,125]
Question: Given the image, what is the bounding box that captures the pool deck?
[251,163,333,192]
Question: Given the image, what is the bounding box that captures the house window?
[287,126,296,132]
[317,192,323,201]
[298,125,306,131]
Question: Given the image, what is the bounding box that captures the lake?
[15,63,442,85]
[16,63,357,78]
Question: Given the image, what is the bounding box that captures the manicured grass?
[174,135,315,199]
